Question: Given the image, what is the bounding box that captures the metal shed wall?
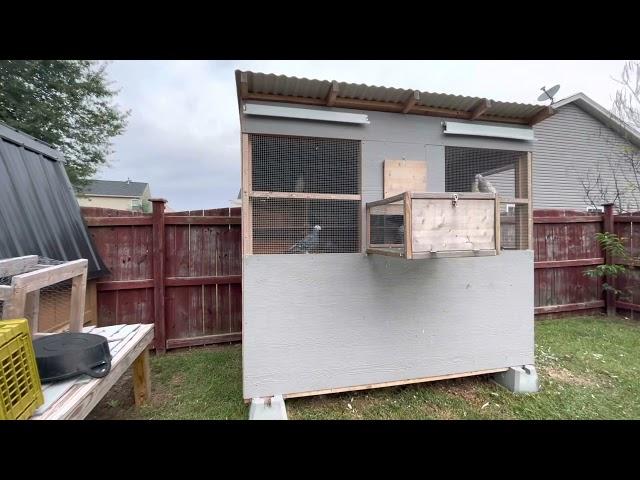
[241,103,535,399]
[0,124,107,278]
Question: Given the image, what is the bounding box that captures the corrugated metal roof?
[79,179,148,197]
[237,70,552,124]
[0,122,108,279]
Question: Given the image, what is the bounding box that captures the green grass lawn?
[88,315,640,420]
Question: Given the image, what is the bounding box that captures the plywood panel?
[411,198,495,253]
[384,159,427,198]
[243,251,534,399]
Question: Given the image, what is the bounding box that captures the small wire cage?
[445,146,531,250]
[0,257,75,333]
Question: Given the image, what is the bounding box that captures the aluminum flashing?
[443,121,535,141]
[244,103,369,124]
[0,128,108,279]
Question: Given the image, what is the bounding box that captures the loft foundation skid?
[236,70,543,401]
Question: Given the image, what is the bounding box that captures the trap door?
[411,197,496,256]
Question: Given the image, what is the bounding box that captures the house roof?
[235,70,555,126]
[79,179,148,198]
[0,122,108,279]
[552,92,640,148]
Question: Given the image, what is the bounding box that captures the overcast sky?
[102,60,628,211]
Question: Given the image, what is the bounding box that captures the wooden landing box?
[366,192,500,259]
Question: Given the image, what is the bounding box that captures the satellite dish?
[538,84,561,103]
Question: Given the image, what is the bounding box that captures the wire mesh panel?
[250,134,360,195]
[445,146,531,250]
[369,202,405,248]
[251,198,360,254]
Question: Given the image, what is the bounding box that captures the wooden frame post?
[132,348,151,406]
[69,267,88,332]
[241,133,253,256]
[514,152,533,250]
[603,202,616,317]
[151,198,167,353]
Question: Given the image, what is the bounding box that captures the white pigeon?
[470,177,480,192]
[475,174,497,194]
[289,225,321,254]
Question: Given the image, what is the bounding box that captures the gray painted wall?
[243,252,534,399]
[533,103,639,211]
[241,102,535,398]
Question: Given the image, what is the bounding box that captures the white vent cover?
[243,103,370,124]
[443,121,535,141]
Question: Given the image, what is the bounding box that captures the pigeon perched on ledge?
[289,225,322,254]
[475,174,497,194]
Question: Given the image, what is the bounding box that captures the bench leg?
[133,348,151,406]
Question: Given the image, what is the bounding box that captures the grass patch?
[88,315,640,420]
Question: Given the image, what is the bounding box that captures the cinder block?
[492,365,538,393]
[248,394,288,420]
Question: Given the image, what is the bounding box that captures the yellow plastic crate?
[0,319,44,420]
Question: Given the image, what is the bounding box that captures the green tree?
[0,60,129,187]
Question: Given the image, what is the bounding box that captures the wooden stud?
[24,290,40,333]
[249,191,361,201]
[326,81,339,107]
[132,348,151,406]
[277,367,509,400]
[69,267,88,333]
[242,133,253,256]
[11,259,87,292]
[151,198,167,353]
[495,195,501,254]
[528,105,555,126]
[402,90,420,114]
[403,191,413,259]
[0,255,38,277]
[239,72,249,98]
[470,99,492,120]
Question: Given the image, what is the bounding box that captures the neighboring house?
[532,93,640,212]
[76,179,152,212]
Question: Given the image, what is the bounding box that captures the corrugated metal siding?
[533,103,639,211]
[242,71,547,122]
[0,134,108,278]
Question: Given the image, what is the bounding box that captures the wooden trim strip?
[534,300,605,315]
[366,248,405,258]
[534,216,603,224]
[615,301,640,313]
[250,191,361,201]
[534,258,604,269]
[166,332,242,349]
[277,367,509,401]
[164,275,242,287]
[500,198,529,205]
[366,193,406,208]
[614,216,640,223]
[164,216,241,225]
[84,216,153,226]
[96,279,155,291]
[411,192,496,200]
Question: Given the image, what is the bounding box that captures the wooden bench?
[31,323,154,420]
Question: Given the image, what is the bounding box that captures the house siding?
[533,103,639,211]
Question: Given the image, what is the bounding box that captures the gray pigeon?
[470,177,480,192]
[475,174,497,194]
[289,225,321,253]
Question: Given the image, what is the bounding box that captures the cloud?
[101,60,627,211]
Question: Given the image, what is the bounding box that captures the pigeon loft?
[366,192,500,259]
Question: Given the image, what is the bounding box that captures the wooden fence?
[82,202,639,351]
[82,200,241,352]
[533,205,640,319]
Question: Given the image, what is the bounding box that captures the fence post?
[602,203,616,317]
[151,198,167,353]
